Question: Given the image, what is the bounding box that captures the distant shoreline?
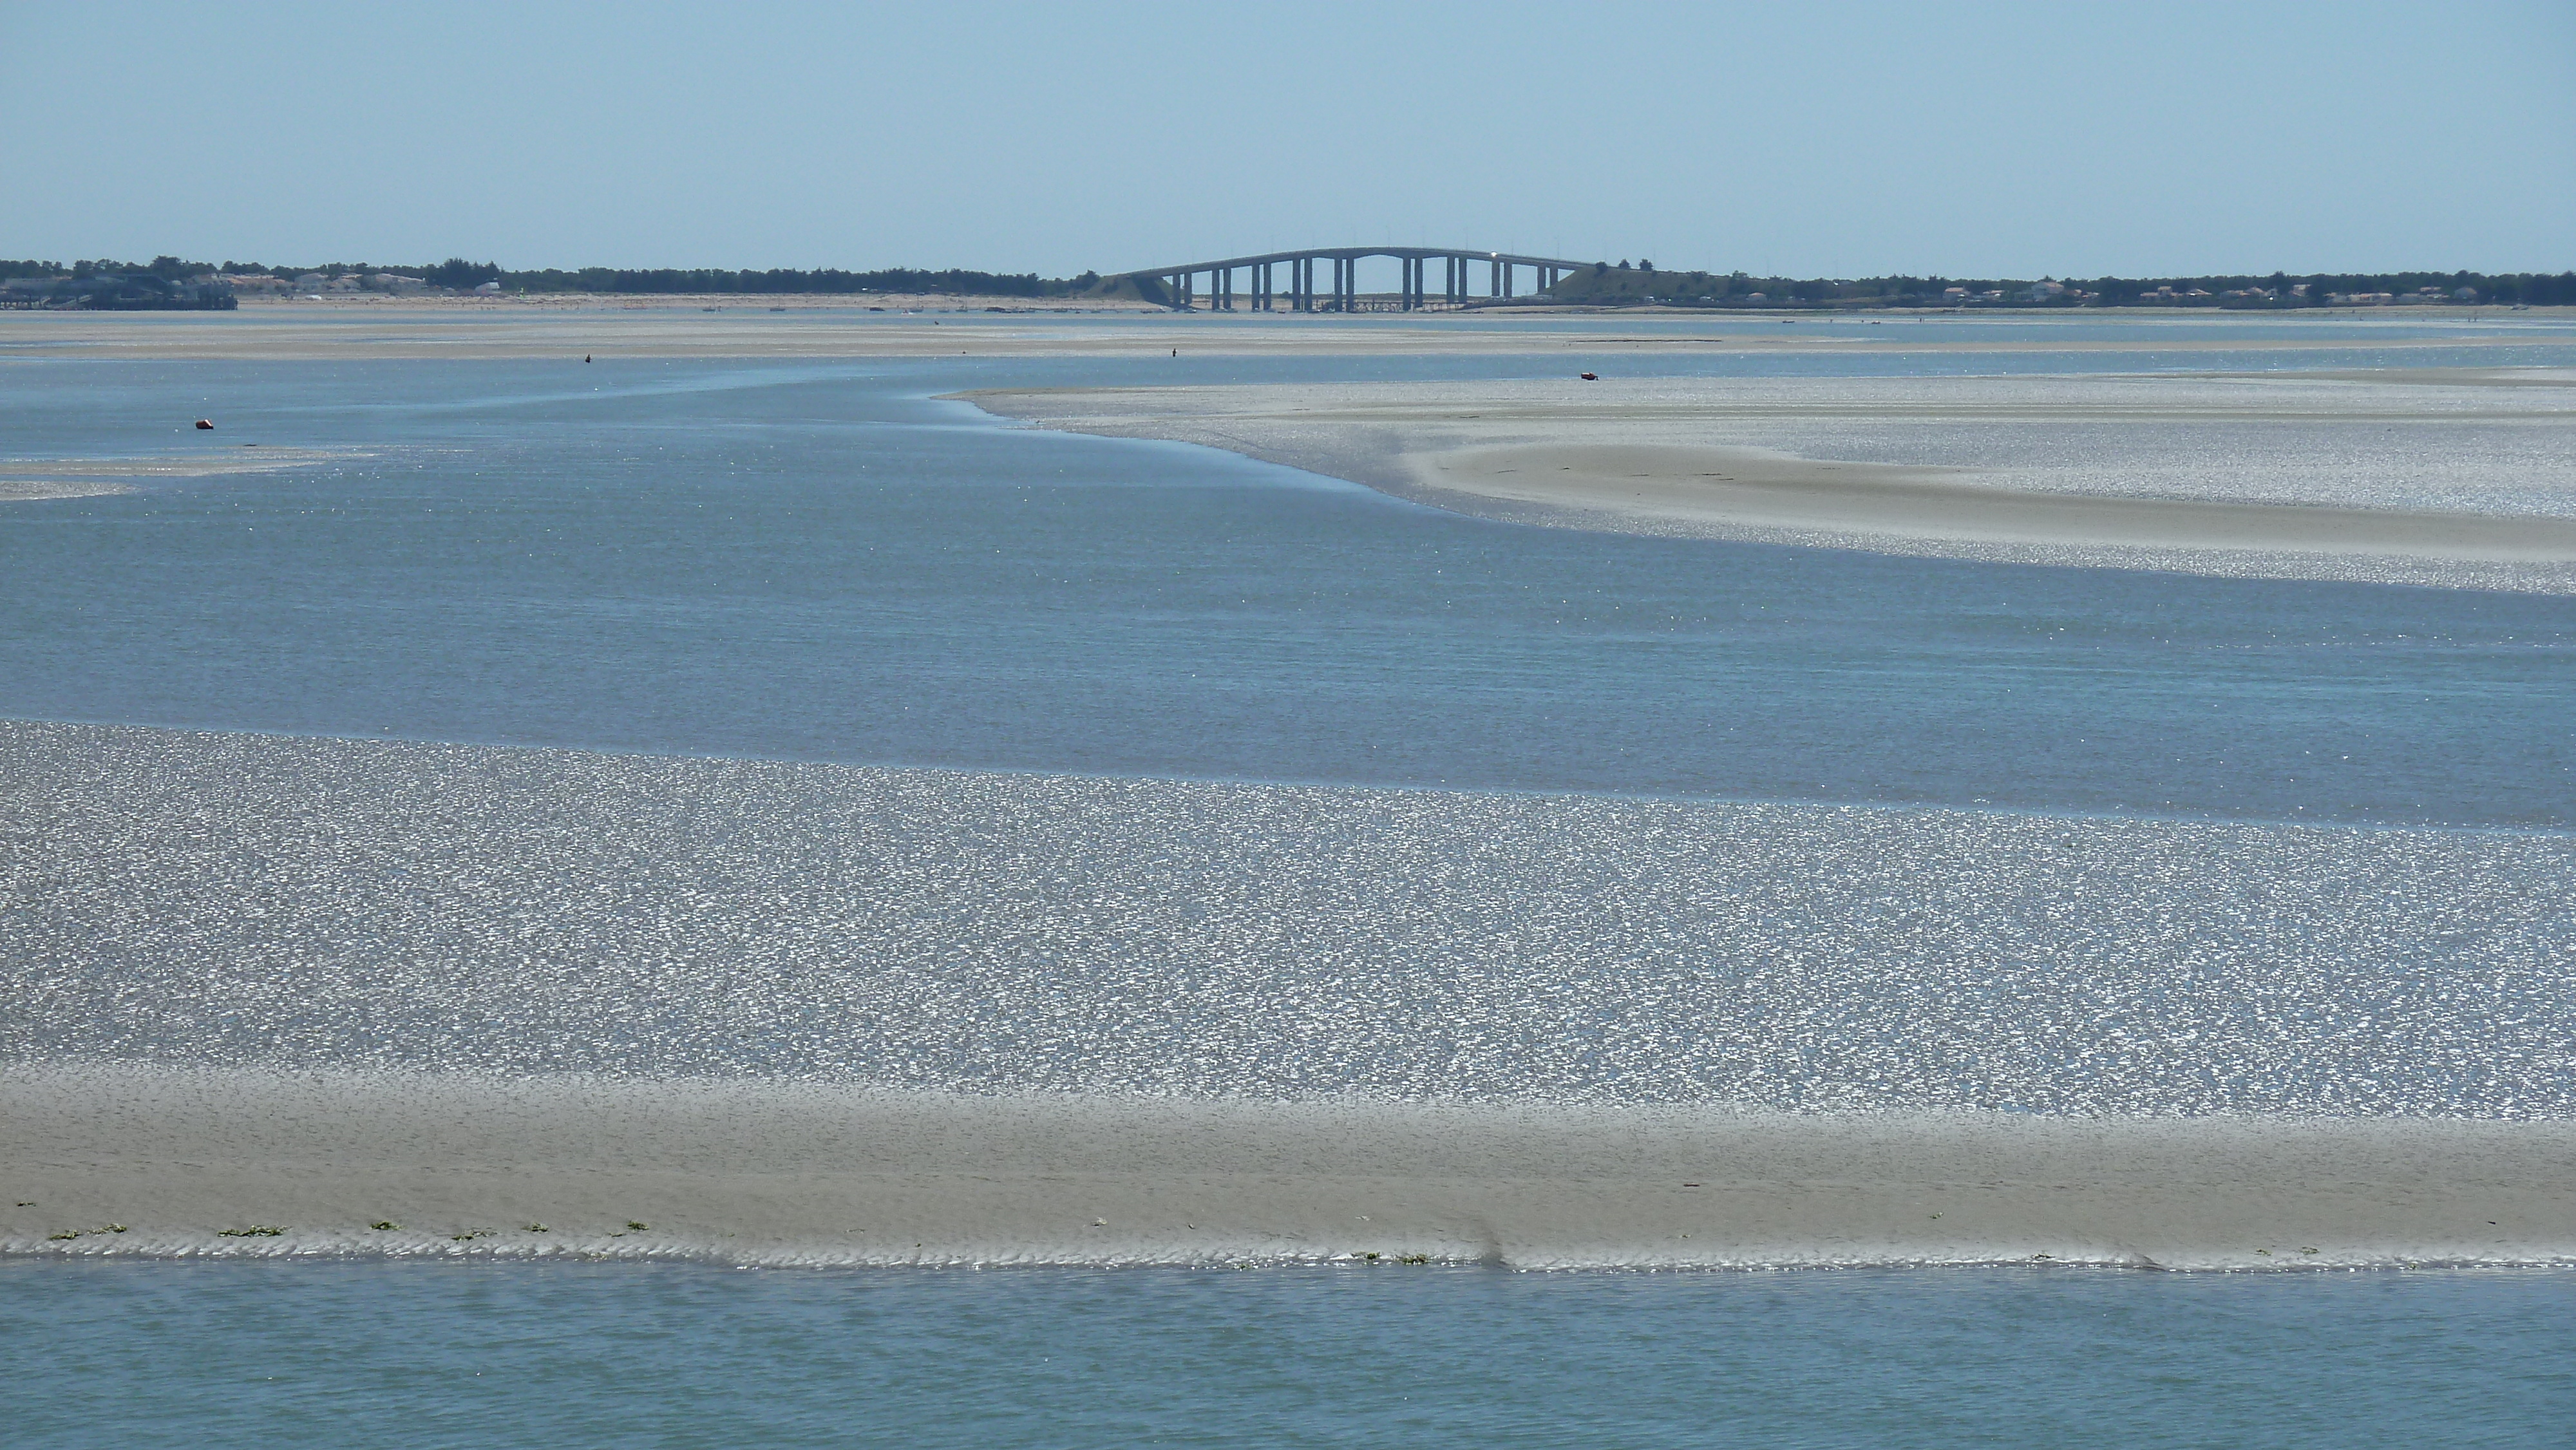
[5,305,2568,364]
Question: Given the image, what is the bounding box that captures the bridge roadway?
[1119,247,1600,312]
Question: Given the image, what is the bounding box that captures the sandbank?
[0,447,356,501]
[1413,442,2576,560]
[3,302,2565,361]
[6,1067,2571,1271]
[968,372,2576,588]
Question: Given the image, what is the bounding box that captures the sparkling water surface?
[13,722,2573,1112]
[10,1261,2573,1449]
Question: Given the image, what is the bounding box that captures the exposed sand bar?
[0,447,357,501]
[6,1068,2571,1270]
[1416,442,2576,560]
[969,372,2576,588]
[4,303,2566,361]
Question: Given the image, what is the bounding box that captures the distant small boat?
[1578,373,1598,381]
[194,419,214,429]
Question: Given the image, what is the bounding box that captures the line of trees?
[1,256,230,281]
[477,265,1097,297]
[1549,265,2576,308]
[178,258,1099,297]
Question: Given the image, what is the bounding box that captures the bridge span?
[1115,247,1599,312]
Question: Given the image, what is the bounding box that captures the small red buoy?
[194,419,214,429]
[1578,372,1598,381]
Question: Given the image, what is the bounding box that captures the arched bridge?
[1113,247,1600,312]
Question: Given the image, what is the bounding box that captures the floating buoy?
[194,419,214,429]
[1578,372,1598,381]
[584,354,592,363]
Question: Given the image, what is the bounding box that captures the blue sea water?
[3,352,2571,825]
[6,320,2575,1440]
[9,1261,2573,1449]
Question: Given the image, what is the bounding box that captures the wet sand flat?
[0,448,356,501]
[7,1068,2571,1270]
[1412,441,2576,560]
[969,372,2576,587]
[3,302,2562,361]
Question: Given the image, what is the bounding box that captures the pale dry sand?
[0,447,360,501]
[6,1068,2570,1270]
[970,372,2576,588]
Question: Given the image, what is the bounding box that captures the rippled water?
[12,1261,2574,1449]
[3,354,2570,825]
[12,721,2572,1113]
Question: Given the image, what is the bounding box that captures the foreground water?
[13,1261,2573,1449]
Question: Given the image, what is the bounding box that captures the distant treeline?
[176,258,1101,297]
[1551,263,2576,308]
[1837,269,2574,306]
[3,256,1101,297]
[481,265,1103,296]
[3,256,231,282]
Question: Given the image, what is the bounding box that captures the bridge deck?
[1124,246,1599,278]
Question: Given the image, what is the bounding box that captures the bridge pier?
[1114,247,1591,315]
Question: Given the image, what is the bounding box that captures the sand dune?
[7,1068,2571,1270]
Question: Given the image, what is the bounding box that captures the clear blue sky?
[5,0,2570,278]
